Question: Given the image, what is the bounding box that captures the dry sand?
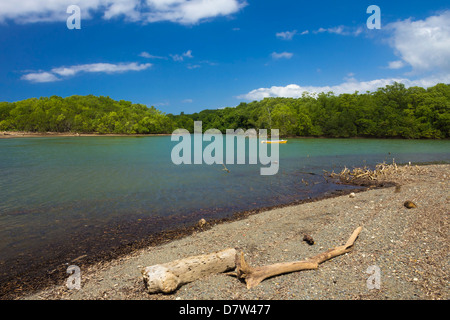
[21,164,449,300]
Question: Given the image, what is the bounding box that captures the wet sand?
[17,163,448,300]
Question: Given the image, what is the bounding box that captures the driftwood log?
[142,248,237,293]
[228,226,363,289]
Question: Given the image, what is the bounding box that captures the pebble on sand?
[404,201,417,209]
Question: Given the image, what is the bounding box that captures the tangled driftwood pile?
[325,160,425,183]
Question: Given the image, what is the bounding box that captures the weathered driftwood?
[142,248,237,293]
[228,227,362,289]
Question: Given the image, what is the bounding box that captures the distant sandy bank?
[0,131,172,138]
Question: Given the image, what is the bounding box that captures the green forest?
[1,82,449,138]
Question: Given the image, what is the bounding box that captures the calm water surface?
[0,136,449,284]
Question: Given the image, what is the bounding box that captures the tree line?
[0,95,172,134]
[1,82,449,138]
[172,82,449,139]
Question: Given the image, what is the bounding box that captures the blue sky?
[0,0,449,114]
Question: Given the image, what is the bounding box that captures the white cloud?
[187,64,201,69]
[186,60,217,69]
[182,99,193,103]
[313,25,363,36]
[21,72,60,83]
[387,60,406,70]
[144,0,247,24]
[183,50,193,58]
[155,101,170,107]
[271,52,293,60]
[22,62,152,83]
[0,0,105,23]
[103,0,141,21]
[353,27,364,36]
[139,52,167,59]
[199,60,218,66]
[0,0,247,25]
[170,54,184,62]
[316,26,342,34]
[139,51,152,58]
[170,50,194,62]
[52,62,152,76]
[237,74,450,101]
[276,30,297,40]
[386,10,450,73]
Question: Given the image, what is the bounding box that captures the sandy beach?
[16,163,448,300]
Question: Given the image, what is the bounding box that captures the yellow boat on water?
[261,140,287,144]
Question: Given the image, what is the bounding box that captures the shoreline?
[2,131,449,140]
[7,163,448,300]
[0,180,374,300]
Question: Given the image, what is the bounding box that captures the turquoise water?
[0,136,449,285]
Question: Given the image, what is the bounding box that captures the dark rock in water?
[404,201,417,209]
